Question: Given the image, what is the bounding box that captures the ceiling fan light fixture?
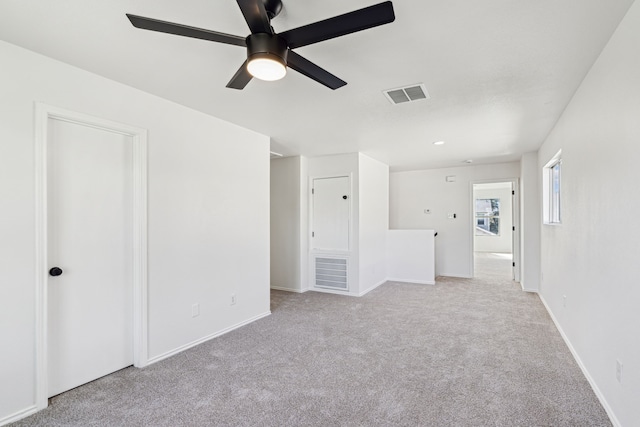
[248,53,287,81]
[246,33,288,81]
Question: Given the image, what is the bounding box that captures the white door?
[312,177,350,251]
[47,118,133,397]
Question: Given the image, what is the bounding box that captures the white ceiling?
[0,0,634,171]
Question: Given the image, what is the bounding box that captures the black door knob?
[49,267,63,277]
[342,195,348,200]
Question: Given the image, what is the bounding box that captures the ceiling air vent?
[383,83,430,105]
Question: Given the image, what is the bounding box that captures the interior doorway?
[471,181,518,280]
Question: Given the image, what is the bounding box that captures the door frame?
[308,174,354,293]
[34,103,149,410]
[469,178,520,281]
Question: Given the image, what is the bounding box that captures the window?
[475,198,500,236]
[543,150,562,224]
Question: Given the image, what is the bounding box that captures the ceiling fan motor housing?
[246,33,289,66]
[262,0,283,20]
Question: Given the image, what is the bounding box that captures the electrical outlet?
[616,360,623,383]
[231,294,237,305]
[563,295,567,308]
[192,303,200,318]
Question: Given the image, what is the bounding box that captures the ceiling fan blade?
[236,0,273,34]
[226,60,253,90]
[279,1,395,49]
[126,14,246,47]
[287,51,346,90]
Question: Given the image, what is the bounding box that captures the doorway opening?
[471,180,519,281]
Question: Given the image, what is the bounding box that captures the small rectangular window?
[475,198,500,236]
[543,151,562,225]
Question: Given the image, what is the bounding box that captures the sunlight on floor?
[474,252,513,279]
[486,252,513,260]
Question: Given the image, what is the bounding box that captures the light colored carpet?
[474,252,513,278]
[13,256,610,426]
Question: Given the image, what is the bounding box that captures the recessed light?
[463,159,473,164]
[433,141,445,146]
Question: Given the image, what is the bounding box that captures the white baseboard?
[311,279,388,297]
[310,278,435,298]
[386,277,436,286]
[438,273,473,279]
[520,279,539,293]
[311,287,359,297]
[539,295,621,427]
[146,311,271,366]
[270,286,308,294]
[0,404,38,426]
[358,279,387,296]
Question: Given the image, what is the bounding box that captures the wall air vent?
[315,257,348,291]
[383,83,430,105]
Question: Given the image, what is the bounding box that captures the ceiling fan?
[126,0,395,90]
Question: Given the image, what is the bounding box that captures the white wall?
[279,153,388,296]
[537,2,640,425]
[520,152,540,292]
[299,156,309,292]
[390,162,520,277]
[473,186,513,253]
[387,230,435,285]
[0,40,270,423]
[358,154,389,294]
[270,156,302,292]
[270,155,309,293]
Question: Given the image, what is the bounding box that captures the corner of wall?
[299,156,309,291]
[519,152,541,292]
